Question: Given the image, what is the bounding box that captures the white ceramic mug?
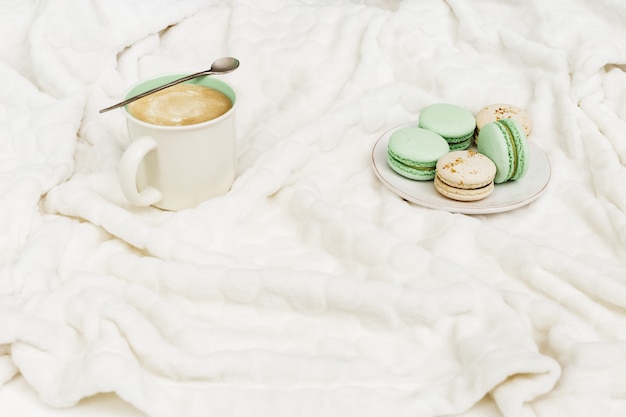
[118,75,237,211]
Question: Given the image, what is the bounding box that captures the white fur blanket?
[2,1,626,416]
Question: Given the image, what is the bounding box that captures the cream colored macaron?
[475,104,532,144]
[434,150,497,202]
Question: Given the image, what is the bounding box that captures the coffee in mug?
[128,83,232,126]
[118,75,237,211]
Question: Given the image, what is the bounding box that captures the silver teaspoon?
[99,57,240,113]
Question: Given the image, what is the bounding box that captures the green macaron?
[418,103,476,150]
[477,118,529,184]
[387,127,450,181]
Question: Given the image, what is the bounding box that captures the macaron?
[418,103,476,150]
[434,150,497,201]
[477,118,529,184]
[387,127,450,181]
[475,103,532,143]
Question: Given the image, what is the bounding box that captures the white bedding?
[2,1,626,416]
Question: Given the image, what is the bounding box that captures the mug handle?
[118,136,163,206]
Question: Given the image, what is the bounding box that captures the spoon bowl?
[208,57,240,74]
[99,57,240,113]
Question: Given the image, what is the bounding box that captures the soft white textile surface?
[1,0,626,416]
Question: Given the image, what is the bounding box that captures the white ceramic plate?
[371,122,551,214]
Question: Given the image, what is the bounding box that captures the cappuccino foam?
[128,83,232,126]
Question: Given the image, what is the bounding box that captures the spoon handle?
[99,70,211,113]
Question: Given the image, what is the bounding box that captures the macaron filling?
[387,152,434,171]
[446,134,473,151]
[434,175,495,201]
[502,118,528,181]
[436,174,494,191]
[501,120,519,180]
